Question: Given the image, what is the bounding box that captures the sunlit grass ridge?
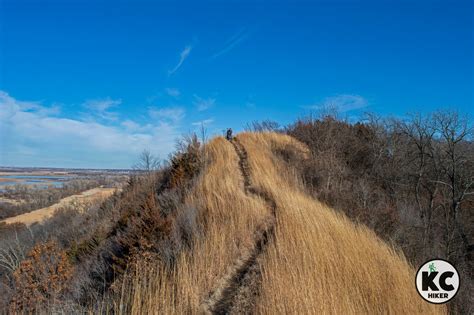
[122,132,445,314]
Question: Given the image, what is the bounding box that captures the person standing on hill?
[226,128,233,141]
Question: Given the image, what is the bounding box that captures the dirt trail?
[1,187,116,226]
[204,137,277,315]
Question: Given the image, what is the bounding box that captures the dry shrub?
[168,134,202,189]
[10,240,73,312]
[77,176,170,299]
[66,136,204,305]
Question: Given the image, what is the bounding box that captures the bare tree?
[245,120,281,132]
[432,111,473,259]
[0,227,34,284]
[0,232,27,275]
[198,123,209,170]
[133,149,161,172]
[394,114,440,254]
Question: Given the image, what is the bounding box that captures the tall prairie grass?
[239,132,444,314]
[117,133,445,314]
[118,137,272,314]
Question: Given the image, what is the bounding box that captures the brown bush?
[168,134,202,189]
[10,240,73,313]
[65,135,203,305]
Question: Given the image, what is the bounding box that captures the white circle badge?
[415,259,460,304]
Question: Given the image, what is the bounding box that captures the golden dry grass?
[120,137,272,313]
[119,132,445,314]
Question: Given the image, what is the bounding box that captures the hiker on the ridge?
[226,128,233,141]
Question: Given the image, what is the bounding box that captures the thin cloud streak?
[169,45,192,75]
[191,118,214,126]
[307,94,369,113]
[193,95,216,111]
[211,28,249,59]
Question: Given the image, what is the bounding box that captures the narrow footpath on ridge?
[204,137,277,315]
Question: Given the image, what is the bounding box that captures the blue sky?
[0,0,472,168]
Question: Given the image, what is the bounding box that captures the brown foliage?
[67,135,203,303]
[10,240,73,312]
[168,134,202,189]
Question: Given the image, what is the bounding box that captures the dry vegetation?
[0,176,124,220]
[284,112,473,313]
[1,187,116,226]
[0,112,470,313]
[119,136,272,313]
[116,132,445,314]
[240,132,443,314]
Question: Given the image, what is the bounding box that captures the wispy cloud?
[165,88,180,98]
[168,45,192,75]
[148,106,185,122]
[121,119,141,131]
[246,102,256,108]
[193,95,216,111]
[191,118,214,126]
[211,28,249,59]
[83,97,121,121]
[0,91,181,168]
[308,94,368,113]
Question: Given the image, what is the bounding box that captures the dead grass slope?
[123,132,445,314]
[123,137,273,314]
[238,132,445,314]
